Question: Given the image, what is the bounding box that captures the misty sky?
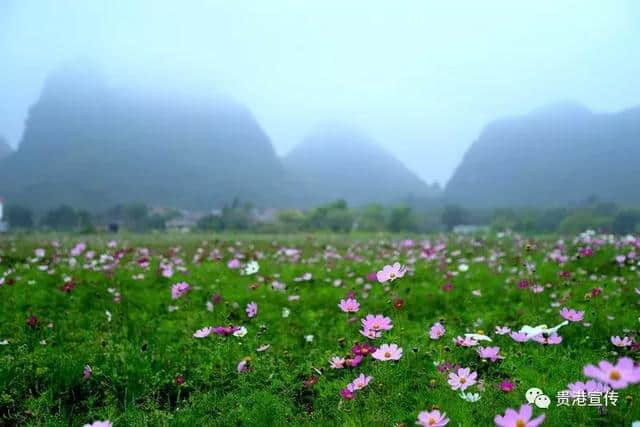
[1,1,639,185]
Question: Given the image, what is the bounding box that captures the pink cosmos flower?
[560,307,584,322]
[454,336,478,347]
[567,380,610,397]
[430,322,446,340]
[361,314,393,332]
[35,248,45,258]
[494,404,544,427]
[417,409,449,426]
[376,262,406,283]
[83,365,92,379]
[615,254,626,264]
[171,282,190,300]
[532,333,562,345]
[495,326,511,335]
[246,301,258,318]
[610,336,633,347]
[583,357,640,389]
[193,326,213,338]
[447,367,477,391]
[359,328,381,339]
[228,258,241,269]
[237,359,250,373]
[372,343,403,361]
[330,357,346,369]
[510,332,530,342]
[161,264,174,278]
[347,373,372,391]
[83,422,112,427]
[338,298,360,313]
[477,346,504,362]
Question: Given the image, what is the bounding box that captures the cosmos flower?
[430,322,446,340]
[583,357,640,389]
[237,358,250,373]
[83,365,92,379]
[559,307,584,322]
[494,404,544,427]
[83,421,112,427]
[372,343,403,361]
[531,333,562,345]
[330,357,346,369]
[361,314,393,332]
[347,373,372,391]
[351,343,376,357]
[242,260,259,275]
[376,262,406,283]
[477,346,504,362]
[246,302,258,318]
[193,326,213,338]
[338,298,360,313]
[459,391,481,402]
[495,326,511,335]
[227,259,241,269]
[610,336,632,347]
[233,326,248,337]
[447,367,477,391]
[171,282,190,300]
[499,380,514,392]
[340,387,355,400]
[454,336,478,347]
[416,409,449,426]
[567,380,610,397]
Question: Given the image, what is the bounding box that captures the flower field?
[0,231,639,426]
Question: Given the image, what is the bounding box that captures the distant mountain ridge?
[283,124,438,206]
[0,64,289,211]
[0,137,11,160]
[445,102,640,207]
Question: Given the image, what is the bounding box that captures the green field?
[0,232,638,426]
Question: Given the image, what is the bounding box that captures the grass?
[0,231,638,426]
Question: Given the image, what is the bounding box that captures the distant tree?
[275,209,306,232]
[358,203,386,231]
[197,214,223,231]
[306,200,353,232]
[388,205,417,232]
[42,205,80,230]
[5,205,34,228]
[612,209,640,234]
[441,205,468,231]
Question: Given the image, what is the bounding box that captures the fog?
[1,0,639,184]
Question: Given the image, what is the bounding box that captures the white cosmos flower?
[304,334,314,342]
[0,339,8,345]
[242,260,260,275]
[233,326,248,337]
[206,301,214,312]
[459,391,481,402]
[105,310,112,322]
[458,264,469,272]
[282,307,290,318]
[519,320,568,337]
[465,333,492,342]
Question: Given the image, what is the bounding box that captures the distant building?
[0,197,7,232]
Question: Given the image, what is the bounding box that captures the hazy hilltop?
[0,64,289,211]
[283,124,438,207]
[0,136,12,160]
[445,102,640,207]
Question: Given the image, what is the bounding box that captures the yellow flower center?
[384,352,391,358]
[610,370,621,381]
[516,420,526,427]
[459,377,466,384]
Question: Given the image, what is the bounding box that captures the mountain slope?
[0,137,11,160]
[283,124,434,206]
[0,64,287,211]
[445,102,640,207]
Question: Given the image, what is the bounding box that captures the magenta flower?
[477,346,504,362]
[499,380,514,392]
[495,326,511,335]
[430,322,446,340]
[376,262,406,283]
[447,367,477,391]
[559,307,584,322]
[338,298,360,313]
[171,282,190,300]
[237,358,250,373]
[193,326,213,338]
[494,404,544,427]
[347,373,372,391]
[228,258,241,269]
[417,409,449,426]
[351,343,377,357]
[610,336,633,347]
[372,343,403,361]
[583,357,640,389]
[345,355,364,368]
[212,326,240,336]
[340,387,355,400]
[246,301,258,318]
